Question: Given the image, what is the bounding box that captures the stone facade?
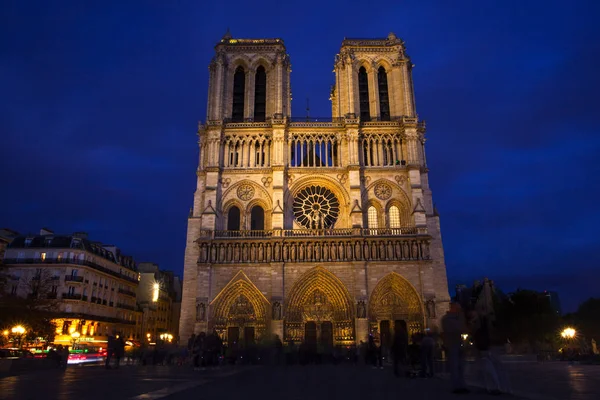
[179,33,450,347]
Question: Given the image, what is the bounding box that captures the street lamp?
[159,333,173,343]
[71,331,81,350]
[561,327,576,339]
[11,325,26,348]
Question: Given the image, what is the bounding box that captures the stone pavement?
[0,363,509,400]
[463,361,600,400]
[2,361,599,400]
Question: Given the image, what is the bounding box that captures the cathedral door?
[394,319,407,335]
[227,327,240,347]
[320,321,333,349]
[380,320,391,348]
[304,321,317,347]
[244,327,255,346]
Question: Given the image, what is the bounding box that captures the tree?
[0,269,58,344]
[494,289,561,348]
[566,298,600,341]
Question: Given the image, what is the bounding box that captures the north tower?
[179,33,450,350]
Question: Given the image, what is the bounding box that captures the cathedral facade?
[179,33,450,348]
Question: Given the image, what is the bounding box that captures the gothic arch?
[222,179,273,209]
[250,56,274,73]
[353,58,374,73]
[245,198,272,230]
[210,271,270,339]
[367,178,411,206]
[284,266,355,345]
[374,57,394,72]
[228,56,252,73]
[364,199,384,229]
[368,272,424,335]
[385,198,411,228]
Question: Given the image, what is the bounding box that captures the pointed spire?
[222,28,232,40]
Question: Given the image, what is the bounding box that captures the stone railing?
[196,228,431,264]
[206,227,426,239]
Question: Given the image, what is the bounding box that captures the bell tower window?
[227,206,241,230]
[232,66,245,122]
[378,66,390,121]
[358,66,370,121]
[254,66,266,122]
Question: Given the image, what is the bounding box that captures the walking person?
[391,326,408,377]
[105,332,116,369]
[114,334,125,369]
[420,331,436,378]
[472,313,509,395]
[442,302,469,394]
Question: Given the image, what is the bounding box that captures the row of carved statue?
[197,238,431,263]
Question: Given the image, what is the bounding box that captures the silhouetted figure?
[391,326,408,377]
[106,333,116,369]
[442,302,469,394]
[114,334,125,369]
[420,331,435,377]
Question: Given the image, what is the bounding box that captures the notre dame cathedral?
[179,32,450,349]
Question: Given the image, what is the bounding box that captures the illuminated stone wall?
[179,34,451,344]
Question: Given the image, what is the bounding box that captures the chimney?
[40,228,54,236]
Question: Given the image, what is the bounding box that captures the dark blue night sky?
[2,1,599,311]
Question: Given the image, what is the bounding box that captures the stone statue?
[272,302,282,320]
[426,299,436,319]
[196,302,206,321]
[357,300,366,318]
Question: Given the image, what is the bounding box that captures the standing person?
[473,313,507,395]
[105,332,116,369]
[114,334,125,369]
[442,302,469,394]
[391,327,408,377]
[420,331,436,377]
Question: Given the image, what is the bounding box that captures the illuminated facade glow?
[179,32,450,347]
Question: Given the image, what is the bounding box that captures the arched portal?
[210,272,270,344]
[284,266,354,346]
[368,273,424,338]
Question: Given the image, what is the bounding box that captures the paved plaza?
[1,361,599,400]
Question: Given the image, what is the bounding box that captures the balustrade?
[197,228,430,264]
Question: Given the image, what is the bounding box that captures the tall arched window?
[378,66,390,121]
[368,206,379,229]
[254,66,266,122]
[389,205,401,228]
[232,66,245,122]
[250,205,265,230]
[227,206,241,230]
[358,66,370,121]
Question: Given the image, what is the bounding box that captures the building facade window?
[358,66,370,121]
[254,66,266,122]
[232,66,245,122]
[378,66,390,121]
[250,205,265,230]
[227,206,241,230]
[368,206,379,229]
[389,205,401,228]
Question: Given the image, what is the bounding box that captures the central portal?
[303,321,334,348]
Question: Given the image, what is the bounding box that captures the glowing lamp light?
[71,331,80,339]
[461,333,468,341]
[152,283,160,302]
[561,327,576,339]
[2,330,8,336]
[11,325,26,335]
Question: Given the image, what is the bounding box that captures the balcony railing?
[197,227,431,264]
[116,303,136,311]
[62,293,82,300]
[210,227,425,239]
[3,257,138,284]
[118,288,136,298]
[65,275,84,283]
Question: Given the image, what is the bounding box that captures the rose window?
[293,185,340,229]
